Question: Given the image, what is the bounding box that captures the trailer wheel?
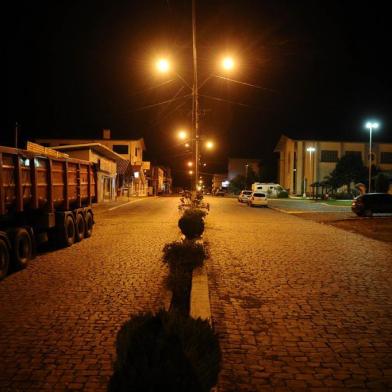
[75,213,85,242]
[11,228,32,270]
[0,235,10,280]
[85,211,93,238]
[58,215,76,247]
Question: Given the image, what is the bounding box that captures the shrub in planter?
[183,208,207,220]
[178,212,205,239]
[163,240,206,273]
[163,241,207,314]
[108,310,221,392]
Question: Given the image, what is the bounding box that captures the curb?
[190,264,212,325]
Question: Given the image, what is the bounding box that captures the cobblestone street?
[0,197,179,391]
[206,197,392,391]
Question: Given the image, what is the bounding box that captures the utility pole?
[192,0,199,191]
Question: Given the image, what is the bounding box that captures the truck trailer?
[0,145,97,280]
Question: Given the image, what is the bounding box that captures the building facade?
[274,134,392,195]
[36,129,148,196]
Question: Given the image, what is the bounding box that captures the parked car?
[248,192,268,207]
[238,190,253,203]
[351,193,392,216]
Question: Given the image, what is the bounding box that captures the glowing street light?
[303,146,316,197]
[185,142,190,148]
[222,56,235,71]
[156,58,170,73]
[205,140,214,150]
[187,161,193,167]
[178,130,188,140]
[189,170,193,175]
[365,121,379,192]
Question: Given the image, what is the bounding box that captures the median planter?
[178,208,206,239]
[163,240,207,315]
[108,310,221,392]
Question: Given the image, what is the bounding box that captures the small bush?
[163,240,206,272]
[108,310,221,392]
[277,190,289,198]
[183,208,207,219]
[178,212,205,239]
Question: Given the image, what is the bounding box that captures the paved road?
[0,197,179,391]
[205,197,392,391]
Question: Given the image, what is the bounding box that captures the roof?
[51,143,125,162]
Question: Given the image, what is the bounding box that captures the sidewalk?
[92,196,150,215]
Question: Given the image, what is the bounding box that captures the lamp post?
[303,146,316,197]
[245,163,249,189]
[307,147,316,198]
[365,121,379,193]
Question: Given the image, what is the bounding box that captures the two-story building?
[36,129,148,196]
[274,134,392,195]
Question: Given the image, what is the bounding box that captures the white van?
[251,183,284,197]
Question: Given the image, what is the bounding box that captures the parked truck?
[0,145,97,280]
[251,182,284,197]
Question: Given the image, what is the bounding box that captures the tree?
[229,175,246,194]
[328,154,367,192]
[245,166,259,188]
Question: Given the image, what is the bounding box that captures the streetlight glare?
[156,58,170,73]
[178,130,188,140]
[306,147,316,152]
[189,170,193,175]
[205,140,214,149]
[222,56,235,71]
[187,161,193,167]
[366,121,379,129]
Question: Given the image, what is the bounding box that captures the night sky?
[2,0,391,186]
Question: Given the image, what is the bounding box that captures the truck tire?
[10,227,32,270]
[58,215,76,247]
[85,211,93,238]
[75,213,85,242]
[0,235,10,280]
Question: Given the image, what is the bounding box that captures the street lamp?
[245,163,249,188]
[303,146,316,197]
[178,130,188,140]
[365,121,379,192]
[221,56,235,71]
[205,140,214,150]
[156,58,170,73]
[187,161,193,167]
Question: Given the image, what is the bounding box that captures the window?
[112,144,129,154]
[320,150,338,162]
[381,152,392,164]
[345,151,362,159]
[135,147,138,157]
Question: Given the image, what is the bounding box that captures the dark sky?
[1,0,391,185]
